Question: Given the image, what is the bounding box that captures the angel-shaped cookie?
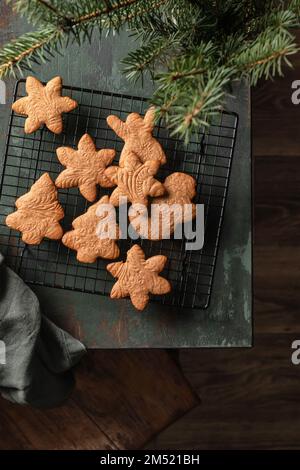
[129,172,197,240]
[107,244,171,311]
[104,151,165,206]
[55,134,116,202]
[107,107,167,167]
[62,195,120,263]
[12,76,77,134]
[6,173,64,245]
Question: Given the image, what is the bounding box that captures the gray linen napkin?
[0,253,86,408]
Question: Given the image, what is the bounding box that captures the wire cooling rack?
[0,79,238,309]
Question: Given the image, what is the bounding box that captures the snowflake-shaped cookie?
[12,76,77,134]
[107,244,171,311]
[55,134,116,202]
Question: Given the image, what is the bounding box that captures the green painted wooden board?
[0,9,252,347]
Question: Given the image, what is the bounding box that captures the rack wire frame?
[0,80,238,309]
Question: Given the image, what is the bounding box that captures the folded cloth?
[0,253,86,408]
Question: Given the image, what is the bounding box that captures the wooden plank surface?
[148,335,300,449]
[0,351,198,450]
[73,351,198,449]
[0,395,116,450]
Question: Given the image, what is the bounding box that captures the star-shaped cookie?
[104,151,165,206]
[107,107,167,167]
[55,134,116,202]
[12,76,78,134]
[6,173,64,245]
[107,244,171,311]
[62,195,120,263]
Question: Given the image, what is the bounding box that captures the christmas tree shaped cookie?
[55,134,116,202]
[107,107,167,167]
[12,76,78,134]
[6,173,64,245]
[62,195,120,263]
[104,151,165,206]
[107,244,171,311]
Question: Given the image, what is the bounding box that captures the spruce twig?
[0,28,63,78]
[1,0,300,142]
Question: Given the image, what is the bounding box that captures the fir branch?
[2,0,300,142]
[153,67,232,143]
[34,0,63,16]
[1,0,169,78]
[70,0,169,32]
[290,0,300,17]
[130,1,205,45]
[232,29,298,85]
[247,8,298,38]
[70,0,143,26]
[117,0,170,29]
[0,28,63,78]
[122,34,180,82]
[68,0,170,46]
[8,1,169,31]
[162,43,218,83]
[7,0,70,26]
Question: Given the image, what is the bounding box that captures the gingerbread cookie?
[55,134,116,202]
[6,173,64,245]
[62,195,120,263]
[107,244,171,311]
[12,76,77,134]
[129,172,197,239]
[107,107,167,167]
[104,151,165,206]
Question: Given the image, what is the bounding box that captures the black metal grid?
[0,80,238,309]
